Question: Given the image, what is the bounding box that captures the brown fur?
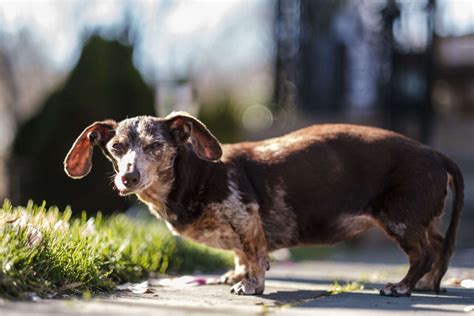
[65,112,464,297]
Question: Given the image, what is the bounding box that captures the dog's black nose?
[122,170,140,188]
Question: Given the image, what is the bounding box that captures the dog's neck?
[139,143,227,228]
[169,144,227,227]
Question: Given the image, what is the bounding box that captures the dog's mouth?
[117,185,147,196]
[117,187,134,196]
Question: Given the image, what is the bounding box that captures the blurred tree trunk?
[0,49,20,126]
[273,0,346,114]
[0,43,19,200]
[273,0,300,112]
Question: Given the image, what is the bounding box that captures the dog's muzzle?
[121,170,140,189]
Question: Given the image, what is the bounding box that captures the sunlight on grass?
[0,200,232,299]
[329,281,365,294]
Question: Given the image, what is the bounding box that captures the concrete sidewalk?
[1,260,473,316]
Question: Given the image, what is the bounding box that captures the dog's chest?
[181,220,241,250]
[157,176,259,251]
[166,193,254,250]
[147,203,241,250]
[170,209,242,250]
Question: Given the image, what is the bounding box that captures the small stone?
[460,279,474,289]
[464,305,474,312]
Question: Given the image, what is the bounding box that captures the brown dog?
[64,111,463,296]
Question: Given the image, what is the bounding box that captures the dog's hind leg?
[374,189,437,296]
[378,224,435,297]
[415,222,444,292]
[416,170,457,293]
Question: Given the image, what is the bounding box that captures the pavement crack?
[271,281,366,310]
[283,291,334,308]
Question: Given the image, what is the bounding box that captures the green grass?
[329,281,365,294]
[0,200,232,299]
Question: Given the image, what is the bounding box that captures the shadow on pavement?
[264,277,474,313]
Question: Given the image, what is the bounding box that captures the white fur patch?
[254,135,305,156]
[119,150,137,171]
[377,213,407,238]
[206,170,255,229]
[114,174,127,192]
[234,251,247,275]
[389,222,407,237]
[337,214,374,238]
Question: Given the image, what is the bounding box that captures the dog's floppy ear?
[64,120,117,179]
[165,111,222,161]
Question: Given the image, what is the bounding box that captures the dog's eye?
[145,142,162,153]
[111,143,127,155]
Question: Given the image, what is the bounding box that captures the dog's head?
[64,111,222,196]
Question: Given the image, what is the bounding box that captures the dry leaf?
[446,277,462,286]
[156,276,208,288]
[117,281,153,294]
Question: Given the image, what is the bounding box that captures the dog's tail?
[434,154,464,293]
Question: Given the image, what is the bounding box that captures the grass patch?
[288,246,334,261]
[329,281,365,294]
[0,200,232,299]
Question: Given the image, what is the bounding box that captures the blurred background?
[0,0,473,262]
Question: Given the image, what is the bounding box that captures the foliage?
[0,200,232,299]
[10,35,156,214]
[288,246,333,261]
[198,96,242,143]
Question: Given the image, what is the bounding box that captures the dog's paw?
[380,282,411,297]
[230,278,264,295]
[218,270,245,285]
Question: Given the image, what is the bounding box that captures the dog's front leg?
[218,249,248,285]
[230,205,268,295]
